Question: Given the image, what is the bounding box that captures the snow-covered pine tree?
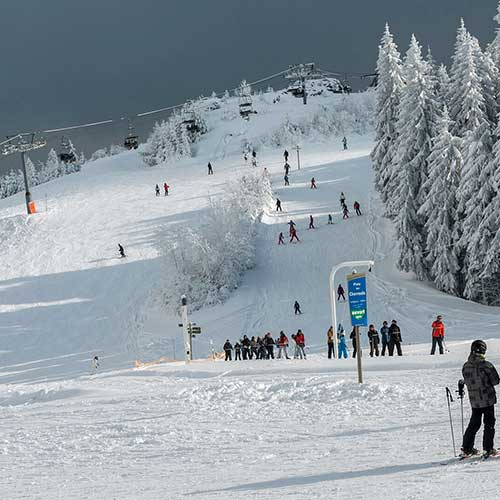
[25,156,38,186]
[487,1,500,69]
[392,35,436,279]
[418,107,462,293]
[436,64,450,108]
[371,24,405,202]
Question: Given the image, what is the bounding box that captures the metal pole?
[446,387,457,457]
[189,329,193,361]
[20,152,32,214]
[181,295,191,364]
[296,145,301,170]
[329,269,338,359]
[355,325,363,384]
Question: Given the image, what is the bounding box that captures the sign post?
[347,272,368,384]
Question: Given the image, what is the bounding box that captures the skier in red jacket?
[164,182,169,196]
[290,226,300,243]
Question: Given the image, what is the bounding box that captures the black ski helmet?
[471,340,487,355]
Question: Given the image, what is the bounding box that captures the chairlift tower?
[124,118,139,150]
[284,63,322,105]
[1,133,46,214]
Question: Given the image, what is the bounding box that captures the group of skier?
[155,182,170,196]
[223,330,307,361]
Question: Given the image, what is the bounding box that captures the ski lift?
[59,136,77,163]
[239,95,254,119]
[124,118,139,150]
[1,133,46,156]
[286,81,305,98]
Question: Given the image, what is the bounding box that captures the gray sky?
[0,0,498,174]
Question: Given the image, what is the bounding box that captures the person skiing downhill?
[338,334,348,359]
[276,199,282,212]
[461,340,500,458]
[290,226,300,243]
[310,177,317,189]
[368,324,380,357]
[431,315,445,355]
[208,162,213,175]
[337,284,345,301]
[284,149,289,162]
[278,232,285,245]
[380,320,389,356]
[327,326,335,359]
[343,206,350,219]
[155,184,160,196]
[294,300,302,315]
[354,201,362,216]
[308,215,315,229]
[287,219,296,235]
[118,243,126,258]
[164,182,169,196]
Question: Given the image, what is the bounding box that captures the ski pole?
[446,387,457,457]
[457,379,465,437]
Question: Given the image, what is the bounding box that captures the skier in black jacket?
[388,320,402,356]
[241,335,251,360]
[223,340,233,361]
[367,324,380,357]
[461,340,500,458]
[264,333,275,359]
[234,342,242,360]
[294,301,302,315]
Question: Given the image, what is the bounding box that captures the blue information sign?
[347,273,368,327]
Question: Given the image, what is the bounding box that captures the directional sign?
[347,273,368,327]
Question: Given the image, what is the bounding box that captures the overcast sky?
[0,0,498,173]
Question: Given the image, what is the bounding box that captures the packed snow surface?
[1,90,500,498]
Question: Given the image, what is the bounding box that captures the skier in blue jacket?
[338,334,348,359]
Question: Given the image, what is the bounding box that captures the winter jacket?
[295,332,305,346]
[339,336,348,348]
[234,343,241,351]
[223,342,233,351]
[241,337,251,348]
[327,327,334,344]
[278,335,289,347]
[368,329,380,344]
[388,324,402,342]
[462,353,500,408]
[264,336,275,346]
[432,320,444,338]
[380,326,389,343]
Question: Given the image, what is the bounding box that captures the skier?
[243,152,248,163]
[287,219,296,235]
[431,314,445,355]
[118,243,126,258]
[337,323,345,339]
[328,214,333,225]
[350,327,358,358]
[164,182,169,196]
[343,206,350,219]
[380,320,390,356]
[294,300,302,315]
[327,325,335,359]
[340,192,346,207]
[234,341,242,361]
[251,157,257,167]
[310,177,317,189]
[278,232,285,245]
[241,335,251,360]
[257,336,267,359]
[354,201,362,216]
[91,355,100,375]
[155,184,161,196]
[308,215,315,229]
[343,136,348,150]
[223,339,233,361]
[337,284,345,301]
[461,340,500,458]
[368,324,380,357]
[277,331,291,359]
[208,162,213,175]
[290,226,300,243]
[284,149,289,162]
[252,149,257,160]
[250,336,258,359]
[284,162,291,176]
[294,329,306,359]
[276,198,282,212]
[338,334,348,359]
[264,333,275,359]
[388,320,403,356]
[284,174,290,186]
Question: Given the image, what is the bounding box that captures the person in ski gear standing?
[338,334,349,359]
[91,355,100,375]
[276,199,282,212]
[337,284,345,301]
[287,219,296,235]
[388,320,403,356]
[284,149,289,162]
[342,136,348,150]
[343,206,350,219]
[340,192,346,207]
[251,157,257,167]
[223,340,233,361]
[461,340,500,458]
[264,333,275,359]
[310,177,317,189]
[118,243,126,258]
[155,184,161,196]
[278,232,285,245]
[241,335,251,360]
[380,321,389,356]
[164,182,169,196]
[252,150,257,160]
[290,226,300,243]
[328,214,333,225]
[234,341,242,360]
[294,300,302,315]
[250,336,258,359]
[208,162,213,175]
[294,330,306,359]
[243,152,248,163]
[277,331,291,359]
[327,326,335,359]
[284,162,290,176]
[354,201,362,216]
[368,324,380,357]
[308,215,315,229]
[350,327,358,358]
[284,174,289,186]
[431,315,445,355]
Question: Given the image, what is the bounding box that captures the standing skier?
[277,331,291,359]
[284,162,291,176]
[252,149,257,160]
[327,325,335,359]
[264,333,275,359]
[343,206,350,219]
[328,214,333,225]
[278,232,285,245]
[118,243,126,258]
[284,174,290,186]
[461,340,500,458]
[284,149,289,162]
[290,226,300,243]
[287,219,296,235]
[338,334,348,359]
[294,329,306,359]
[337,284,346,301]
[340,192,346,207]
[234,341,242,361]
[431,315,445,355]
[388,320,403,356]
[223,340,233,361]
[342,136,348,150]
[250,336,258,359]
[164,182,169,196]
[241,335,251,360]
[308,215,315,229]
[350,327,358,358]
[243,152,248,163]
[91,355,100,375]
[276,199,282,212]
[354,201,362,216]
[155,184,161,196]
[380,320,389,356]
[367,324,380,357]
[294,300,302,315]
[208,162,213,175]
[310,177,317,189]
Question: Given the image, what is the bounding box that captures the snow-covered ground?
[1,89,500,498]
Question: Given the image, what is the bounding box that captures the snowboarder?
[277,331,291,359]
[278,232,285,245]
[241,335,251,360]
[350,327,358,358]
[388,320,403,356]
[284,149,289,162]
[294,300,302,315]
[308,215,315,229]
[284,174,289,186]
[354,201,362,216]
[164,182,169,196]
[328,214,333,225]
[208,162,213,175]
[380,321,389,356]
[290,226,300,243]
[234,341,242,361]
[343,206,350,219]
[118,243,126,258]
[340,192,346,207]
[310,177,317,189]
[91,355,100,375]
[276,199,282,212]
[155,184,160,196]
[431,315,445,355]
[461,340,500,458]
[368,324,380,357]
[294,329,306,359]
[223,340,233,361]
[284,162,291,176]
[327,326,335,359]
[342,136,348,150]
[337,284,345,301]
[264,333,275,359]
[338,335,348,359]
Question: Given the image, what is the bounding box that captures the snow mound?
[0,386,82,407]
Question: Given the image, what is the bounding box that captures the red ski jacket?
[295,333,305,345]
[432,321,444,338]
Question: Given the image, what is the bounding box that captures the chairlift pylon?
[124,118,139,150]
